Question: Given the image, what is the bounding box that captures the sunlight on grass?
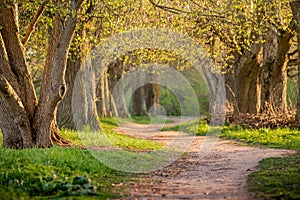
[0,146,133,199]
[61,118,179,173]
[164,119,300,150]
[0,117,166,199]
[92,149,181,173]
[61,118,163,151]
[221,126,300,150]
[248,154,300,199]
[119,116,174,124]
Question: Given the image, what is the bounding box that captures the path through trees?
[115,118,297,199]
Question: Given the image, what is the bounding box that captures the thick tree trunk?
[107,60,129,118]
[82,56,101,130]
[57,28,101,131]
[0,2,36,148]
[144,83,154,112]
[33,10,76,147]
[291,0,300,124]
[261,26,293,113]
[234,46,263,114]
[0,0,83,148]
[0,2,37,119]
[57,48,81,129]
[131,86,147,116]
[97,72,108,117]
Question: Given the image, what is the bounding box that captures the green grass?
[0,117,165,199]
[220,125,300,150]
[0,146,133,199]
[73,118,177,173]
[248,154,300,200]
[164,120,300,150]
[61,117,163,151]
[125,116,174,124]
[161,119,209,135]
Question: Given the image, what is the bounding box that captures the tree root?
[50,122,77,147]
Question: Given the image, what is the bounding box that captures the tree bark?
[82,56,101,130]
[97,71,108,117]
[153,83,160,114]
[145,83,154,113]
[57,48,81,129]
[0,1,37,119]
[291,0,300,124]
[261,26,293,113]
[131,86,147,116]
[107,59,129,118]
[232,46,263,114]
[0,0,83,148]
[57,26,101,131]
[0,2,36,148]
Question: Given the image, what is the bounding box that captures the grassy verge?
[220,125,300,150]
[163,121,300,150]
[126,116,174,124]
[248,154,300,199]
[0,118,165,199]
[83,118,178,173]
[161,119,208,135]
[163,121,300,199]
[0,146,133,199]
[61,117,163,151]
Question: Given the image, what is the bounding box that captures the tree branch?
[0,0,37,118]
[0,74,33,148]
[288,58,298,66]
[148,0,190,14]
[22,0,49,46]
[288,49,298,58]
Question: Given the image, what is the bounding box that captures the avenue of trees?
[0,0,299,148]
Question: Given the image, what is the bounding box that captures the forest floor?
[114,117,297,200]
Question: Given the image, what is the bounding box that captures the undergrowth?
[0,118,165,199]
[0,146,133,199]
[61,117,163,150]
[123,115,174,124]
[248,154,300,199]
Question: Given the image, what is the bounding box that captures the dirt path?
[115,118,297,200]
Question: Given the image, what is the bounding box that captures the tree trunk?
[0,2,37,148]
[153,83,160,114]
[82,56,101,130]
[233,46,263,114]
[57,48,81,129]
[107,59,129,118]
[131,86,147,116]
[225,69,238,114]
[57,27,101,131]
[291,0,300,124]
[33,6,82,147]
[261,26,293,113]
[0,0,83,148]
[144,83,154,112]
[96,71,108,117]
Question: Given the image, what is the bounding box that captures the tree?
[0,0,84,148]
[57,2,101,130]
[149,0,294,116]
[291,0,300,124]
